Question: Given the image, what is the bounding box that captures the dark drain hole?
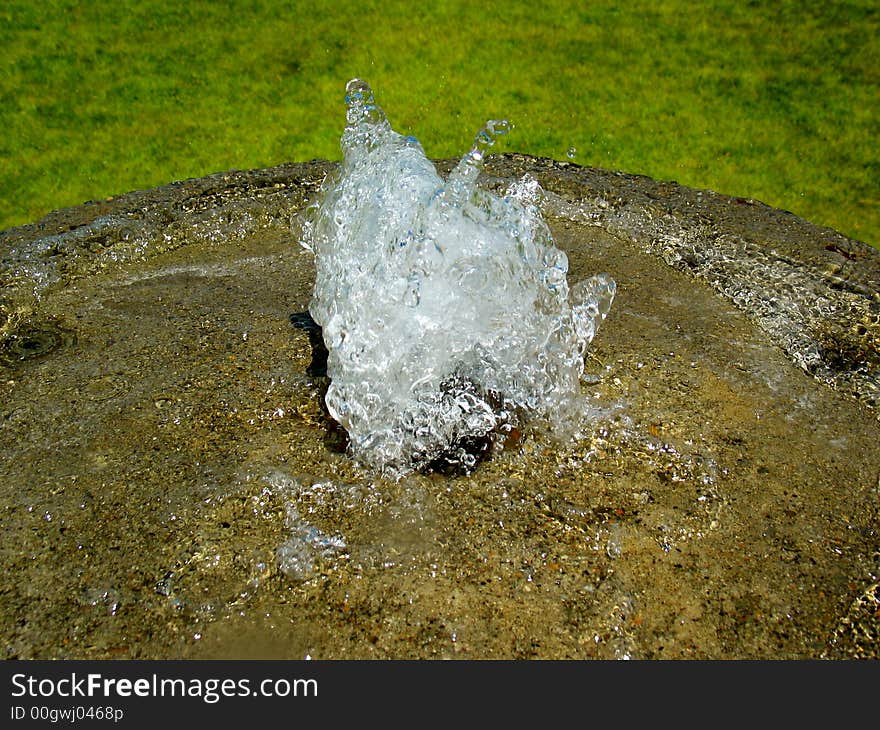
[0,321,76,367]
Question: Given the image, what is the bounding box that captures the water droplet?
[344,78,373,107]
[566,147,577,160]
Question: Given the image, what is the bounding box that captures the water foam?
[301,79,615,474]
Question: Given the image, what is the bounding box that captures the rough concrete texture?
[1,156,878,658]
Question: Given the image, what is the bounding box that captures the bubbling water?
[301,79,615,474]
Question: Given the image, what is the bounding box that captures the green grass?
[1,0,877,247]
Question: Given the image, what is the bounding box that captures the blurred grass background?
[1,0,877,246]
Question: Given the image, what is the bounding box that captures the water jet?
[301,79,615,475]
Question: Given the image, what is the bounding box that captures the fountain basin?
[1,156,878,658]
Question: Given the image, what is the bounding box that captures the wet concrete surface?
[1,157,878,658]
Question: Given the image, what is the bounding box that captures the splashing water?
[300,79,615,474]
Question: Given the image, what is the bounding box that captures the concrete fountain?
[0,81,878,659]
